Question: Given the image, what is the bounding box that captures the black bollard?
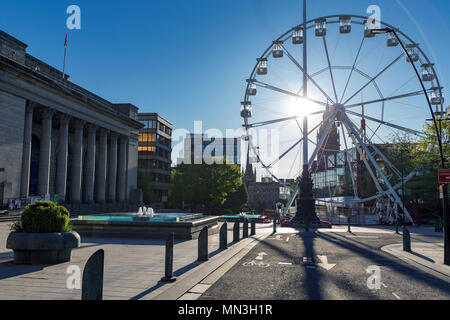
[273,219,277,234]
[347,216,351,233]
[435,215,443,233]
[233,222,240,242]
[243,221,249,238]
[161,232,176,282]
[220,223,228,250]
[198,226,209,261]
[251,222,256,236]
[403,226,411,252]
[81,249,104,300]
[395,217,400,234]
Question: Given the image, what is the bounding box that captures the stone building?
[138,113,172,205]
[0,30,143,211]
[243,147,280,211]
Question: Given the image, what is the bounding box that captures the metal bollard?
[198,226,209,261]
[81,249,104,300]
[403,226,411,252]
[435,215,443,233]
[395,217,400,234]
[220,223,228,250]
[233,222,240,242]
[251,222,256,236]
[347,217,351,233]
[243,221,249,238]
[273,219,277,234]
[161,232,176,282]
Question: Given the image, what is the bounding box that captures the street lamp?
[371,27,450,265]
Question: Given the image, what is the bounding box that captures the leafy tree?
[138,169,153,204]
[169,161,243,213]
[224,182,249,214]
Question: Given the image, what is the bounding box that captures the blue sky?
[1,0,449,175]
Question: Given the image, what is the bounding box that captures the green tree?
[169,161,243,213]
[224,182,249,214]
[138,169,153,204]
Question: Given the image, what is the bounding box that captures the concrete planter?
[6,232,81,265]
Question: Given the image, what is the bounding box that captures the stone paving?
[0,221,267,300]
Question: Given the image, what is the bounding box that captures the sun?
[285,96,321,117]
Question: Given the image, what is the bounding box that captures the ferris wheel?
[240,14,445,224]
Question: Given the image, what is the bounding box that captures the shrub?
[11,201,72,233]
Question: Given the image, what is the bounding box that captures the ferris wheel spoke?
[254,80,329,108]
[340,36,365,104]
[322,37,339,103]
[281,44,336,104]
[343,53,405,105]
[345,90,425,109]
[267,116,328,168]
[345,110,424,136]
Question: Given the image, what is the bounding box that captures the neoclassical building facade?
[0,31,142,209]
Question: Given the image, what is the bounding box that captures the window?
[139,133,156,142]
[138,146,155,152]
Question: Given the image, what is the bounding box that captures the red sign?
[438,169,450,183]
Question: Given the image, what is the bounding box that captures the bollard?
[435,216,443,233]
[233,222,240,242]
[198,226,209,261]
[220,223,228,250]
[273,219,277,234]
[251,222,256,236]
[243,221,249,238]
[395,217,400,234]
[403,226,411,252]
[347,217,351,233]
[161,232,176,282]
[81,249,104,300]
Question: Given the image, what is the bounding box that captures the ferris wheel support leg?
[341,111,414,225]
[282,109,339,216]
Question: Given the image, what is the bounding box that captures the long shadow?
[0,261,45,280]
[317,232,450,294]
[258,231,384,300]
[298,231,323,300]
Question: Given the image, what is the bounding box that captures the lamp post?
[371,27,449,265]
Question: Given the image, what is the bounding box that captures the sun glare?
[286,96,320,117]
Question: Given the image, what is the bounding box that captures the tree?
[224,182,249,214]
[138,169,153,204]
[169,161,243,213]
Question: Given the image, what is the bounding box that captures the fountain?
[73,207,219,240]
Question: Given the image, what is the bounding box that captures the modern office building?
[138,113,172,204]
[178,133,241,165]
[0,30,142,210]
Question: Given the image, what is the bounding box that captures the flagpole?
[63,33,67,80]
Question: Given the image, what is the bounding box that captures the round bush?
[19,201,71,233]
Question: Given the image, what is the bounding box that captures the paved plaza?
[0,221,448,300]
[0,221,272,300]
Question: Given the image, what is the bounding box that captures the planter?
[6,232,81,265]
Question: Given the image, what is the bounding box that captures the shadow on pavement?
[318,231,450,294]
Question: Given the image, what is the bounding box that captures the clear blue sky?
[1,0,449,173]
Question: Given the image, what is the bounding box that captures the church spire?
[243,145,256,185]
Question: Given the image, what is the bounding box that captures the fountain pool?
[72,211,219,240]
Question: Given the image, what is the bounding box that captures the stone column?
[108,133,118,203]
[20,102,35,198]
[117,136,128,202]
[84,124,97,204]
[71,119,85,203]
[37,108,54,196]
[96,128,108,203]
[56,114,71,203]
